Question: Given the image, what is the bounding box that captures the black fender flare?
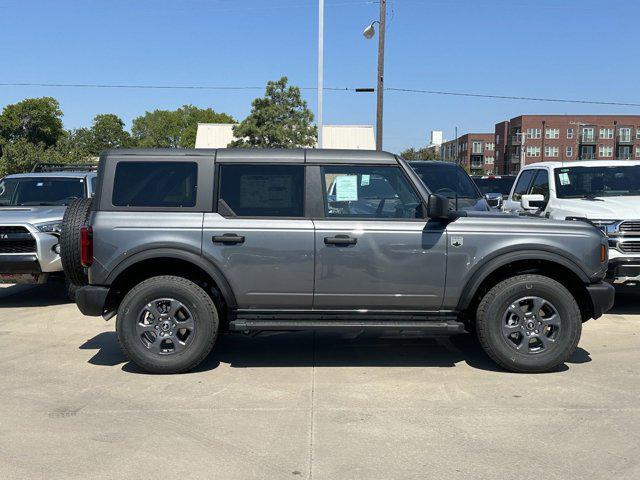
[456,248,590,311]
[105,248,237,308]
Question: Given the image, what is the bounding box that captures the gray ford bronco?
[67,149,614,374]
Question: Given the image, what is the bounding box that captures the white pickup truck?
[503,160,640,287]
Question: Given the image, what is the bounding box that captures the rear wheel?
[476,274,581,373]
[116,275,219,374]
[60,198,93,286]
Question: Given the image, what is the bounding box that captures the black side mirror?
[427,194,449,219]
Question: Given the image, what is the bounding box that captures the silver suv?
[69,149,614,374]
[0,164,97,288]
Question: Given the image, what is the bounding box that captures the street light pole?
[317,0,324,149]
[375,0,386,151]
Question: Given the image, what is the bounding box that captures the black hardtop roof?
[101,148,398,165]
[408,160,462,168]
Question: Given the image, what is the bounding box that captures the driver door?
[313,165,446,310]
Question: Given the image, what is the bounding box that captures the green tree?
[0,138,91,177]
[399,146,441,161]
[0,97,65,148]
[68,114,132,155]
[230,77,317,148]
[131,105,234,148]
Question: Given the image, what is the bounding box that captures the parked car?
[409,161,490,211]
[0,163,97,297]
[472,175,516,209]
[66,148,613,374]
[503,160,640,287]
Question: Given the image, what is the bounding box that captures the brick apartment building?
[495,115,640,174]
[440,133,496,175]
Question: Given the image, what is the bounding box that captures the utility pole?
[376,0,386,151]
[317,0,324,148]
[455,126,459,164]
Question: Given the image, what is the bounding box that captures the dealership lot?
[0,283,638,480]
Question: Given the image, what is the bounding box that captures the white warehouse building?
[195,123,375,150]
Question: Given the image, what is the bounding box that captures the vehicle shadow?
[79,329,591,375]
[609,289,640,315]
[0,282,71,307]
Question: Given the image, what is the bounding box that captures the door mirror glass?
[427,194,449,219]
[484,192,503,208]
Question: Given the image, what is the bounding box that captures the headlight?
[34,221,62,234]
[566,217,618,235]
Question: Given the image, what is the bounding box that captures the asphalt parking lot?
[0,283,638,480]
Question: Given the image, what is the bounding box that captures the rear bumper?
[586,281,615,319]
[76,285,109,316]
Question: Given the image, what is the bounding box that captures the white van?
[504,160,640,286]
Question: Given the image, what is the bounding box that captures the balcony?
[510,135,522,144]
[579,132,597,144]
[617,132,633,144]
[510,155,522,164]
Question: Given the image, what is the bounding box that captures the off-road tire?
[116,276,219,374]
[60,198,93,286]
[65,277,78,302]
[476,274,581,373]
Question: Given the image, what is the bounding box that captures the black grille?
[0,226,36,253]
[619,241,640,253]
[619,221,640,233]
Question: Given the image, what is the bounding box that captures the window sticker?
[558,172,570,185]
[335,175,359,201]
[360,174,370,186]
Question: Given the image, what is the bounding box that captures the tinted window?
[530,170,549,201]
[412,164,480,199]
[554,165,640,198]
[473,176,516,196]
[218,164,304,217]
[323,166,422,219]
[0,177,84,206]
[113,162,197,207]
[512,170,536,201]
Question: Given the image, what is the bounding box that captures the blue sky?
[1,0,639,152]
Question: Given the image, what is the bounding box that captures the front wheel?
[476,274,581,373]
[116,275,219,374]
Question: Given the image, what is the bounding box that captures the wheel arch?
[457,250,593,322]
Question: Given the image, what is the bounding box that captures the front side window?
[323,166,422,219]
[113,162,197,207]
[217,164,304,217]
[530,170,550,202]
[554,165,640,198]
[0,177,85,206]
[512,170,536,201]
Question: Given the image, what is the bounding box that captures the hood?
[551,196,640,220]
[0,205,67,226]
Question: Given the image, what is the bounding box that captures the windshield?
[554,165,640,198]
[473,177,516,196]
[0,177,85,206]
[411,164,481,200]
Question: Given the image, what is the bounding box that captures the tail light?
[80,226,93,267]
[600,244,607,263]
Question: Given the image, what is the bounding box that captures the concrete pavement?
[0,282,638,480]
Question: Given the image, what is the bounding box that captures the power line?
[0,82,638,107]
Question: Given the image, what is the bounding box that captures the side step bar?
[229,318,464,333]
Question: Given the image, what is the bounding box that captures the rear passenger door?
[312,164,446,310]
[202,163,315,309]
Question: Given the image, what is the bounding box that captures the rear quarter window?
[112,162,198,207]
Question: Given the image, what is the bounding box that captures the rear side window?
[112,162,197,207]
[217,164,304,217]
[511,170,536,201]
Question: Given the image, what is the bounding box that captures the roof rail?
[31,163,98,173]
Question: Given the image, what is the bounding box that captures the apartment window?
[472,141,482,154]
[619,127,632,142]
[599,128,613,139]
[582,127,595,141]
[526,146,541,157]
[485,142,495,151]
[567,128,574,139]
[566,146,573,158]
[636,146,640,158]
[484,156,495,165]
[526,128,541,139]
[599,145,613,158]
[636,128,640,140]
[544,146,559,157]
[545,128,559,139]
[496,134,501,144]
